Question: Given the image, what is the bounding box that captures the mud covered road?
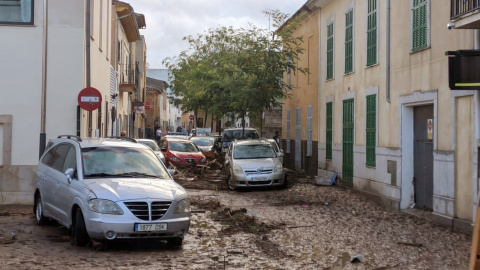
[0,177,471,269]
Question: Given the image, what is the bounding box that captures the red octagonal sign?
[78,87,102,111]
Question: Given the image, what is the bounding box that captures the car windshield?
[196,128,211,135]
[269,141,279,152]
[233,144,276,159]
[169,141,199,152]
[191,137,214,146]
[224,130,259,142]
[82,147,169,179]
[139,141,160,151]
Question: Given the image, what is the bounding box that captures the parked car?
[221,128,259,153]
[33,135,190,247]
[190,136,222,153]
[267,138,284,164]
[190,128,211,137]
[224,139,286,190]
[136,138,166,164]
[159,137,207,167]
[164,132,190,140]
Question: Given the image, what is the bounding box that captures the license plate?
[252,177,268,181]
[135,223,167,232]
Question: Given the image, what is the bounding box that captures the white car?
[136,138,166,164]
[34,136,190,246]
[224,139,286,190]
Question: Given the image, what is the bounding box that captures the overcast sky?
[131,0,306,69]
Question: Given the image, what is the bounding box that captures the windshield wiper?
[114,172,163,178]
[84,173,117,178]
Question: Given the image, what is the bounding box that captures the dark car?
[191,136,222,153]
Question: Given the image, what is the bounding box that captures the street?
[0,175,470,270]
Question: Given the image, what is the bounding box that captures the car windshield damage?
[169,141,199,152]
[82,147,169,179]
[233,144,276,159]
[191,137,214,146]
[139,141,160,151]
[224,130,259,142]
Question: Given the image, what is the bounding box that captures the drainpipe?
[39,0,48,158]
[386,0,391,103]
[86,0,92,137]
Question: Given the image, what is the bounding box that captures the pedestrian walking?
[156,127,162,142]
[146,125,152,139]
[273,131,280,146]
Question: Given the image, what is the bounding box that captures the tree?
[163,10,307,137]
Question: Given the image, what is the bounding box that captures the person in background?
[146,125,152,139]
[176,126,182,132]
[273,131,280,146]
[156,127,162,142]
[120,131,127,137]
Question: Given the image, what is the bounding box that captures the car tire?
[280,173,288,189]
[167,237,183,247]
[73,208,89,247]
[34,194,46,226]
[227,175,237,191]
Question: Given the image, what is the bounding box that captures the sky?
[131,0,307,69]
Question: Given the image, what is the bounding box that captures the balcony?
[451,0,480,29]
[119,64,138,93]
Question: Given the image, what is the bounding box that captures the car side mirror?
[161,148,167,152]
[65,168,75,183]
[280,149,284,154]
[278,152,284,157]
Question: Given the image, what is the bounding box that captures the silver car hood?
[234,158,278,170]
[84,178,187,202]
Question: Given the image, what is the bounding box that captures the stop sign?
[78,87,102,111]
[189,115,194,120]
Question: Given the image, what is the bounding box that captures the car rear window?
[223,130,259,142]
[139,141,160,151]
[191,137,214,146]
[233,144,276,159]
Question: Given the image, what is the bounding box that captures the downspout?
[386,0,391,103]
[39,0,48,158]
[86,0,92,136]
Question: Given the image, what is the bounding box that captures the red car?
[159,137,207,166]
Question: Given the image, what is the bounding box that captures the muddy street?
[0,177,471,269]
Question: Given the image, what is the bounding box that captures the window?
[412,0,428,52]
[308,35,314,84]
[366,95,376,166]
[42,147,56,166]
[326,22,334,80]
[367,0,377,66]
[62,146,77,173]
[307,106,313,156]
[286,110,291,153]
[326,103,333,160]
[0,0,34,25]
[50,144,71,172]
[345,9,354,74]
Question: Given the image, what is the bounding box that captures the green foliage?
[162,10,307,126]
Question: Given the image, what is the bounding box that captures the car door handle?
[56,182,60,189]
[43,176,47,182]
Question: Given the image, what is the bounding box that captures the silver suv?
[224,139,286,190]
[34,135,190,246]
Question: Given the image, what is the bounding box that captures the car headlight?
[233,165,243,174]
[274,162,283,172]
[88,199,124,215]
[169,156,180,162]
[174,199,191,214]
[200,157,206,163]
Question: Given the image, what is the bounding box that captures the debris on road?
[351,254,363,263]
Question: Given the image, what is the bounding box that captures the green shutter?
[367,0,377,66]
[345,10,353,74]
[412,0,428,51]
[343,99,354,184]
[327,23,334,80]
[366,95,376,166]
[326,102,333,159]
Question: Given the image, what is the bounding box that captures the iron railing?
[451,0,480,20]
[120,63,136,85]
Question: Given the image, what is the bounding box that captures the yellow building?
[284,0,477,233]
[281,3,320,177]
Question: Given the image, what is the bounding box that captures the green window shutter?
[412,0,428,51]
[366,95,376,166]
[367,0,377,66]
[345,10,353,74]
[326,102,333,159]
[327,23,334,80]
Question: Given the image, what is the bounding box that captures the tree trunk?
[204,108,208,128]
[242,113,246,139]
[259,110,264,139]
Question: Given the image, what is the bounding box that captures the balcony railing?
[119,63,137,92]
[451,0,480,20]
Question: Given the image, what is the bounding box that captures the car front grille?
[248,180,272,185]
[184,158,195,163]
[124,201,172,221]
[245,169,273,175]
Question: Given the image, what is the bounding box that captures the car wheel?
[227,175,236,191]
[280,173,288,189]
[34,194,46,225]
[167,237,183,247]
[73,208,89,247]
